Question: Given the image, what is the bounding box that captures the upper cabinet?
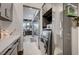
[42,3,52,15]
[0,3,13,22]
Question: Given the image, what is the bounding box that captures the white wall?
[52,3,63,50]
[72,4,79,55]
[78,4,79,55]
[12,3,23,51]
[72,27,78,55]
[72,27,79,55]
[78,27,79,54]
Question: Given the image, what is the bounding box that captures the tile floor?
[23,35,42,55]
[23,35,62,55]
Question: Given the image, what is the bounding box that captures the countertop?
[0,34,20,54]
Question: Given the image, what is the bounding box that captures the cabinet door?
[11,42,18,55]
[1,3,12,21]
[11,46,18,55]
[5,3,13,20]
[1,3,6,18]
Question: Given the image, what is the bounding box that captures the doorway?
[23,5,41,55]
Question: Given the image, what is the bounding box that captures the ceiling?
[23,7,38,20]
[23,3,43,9]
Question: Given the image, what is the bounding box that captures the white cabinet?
[0,3,13,22]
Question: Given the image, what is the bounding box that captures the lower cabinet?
[3,40,19,55]
[11,43,18,55]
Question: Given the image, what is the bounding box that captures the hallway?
[23,36,42,55]
[0,3,79,55]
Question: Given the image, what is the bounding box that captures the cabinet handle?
[5,8,9,18]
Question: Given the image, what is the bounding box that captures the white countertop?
[0,34,20,54]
